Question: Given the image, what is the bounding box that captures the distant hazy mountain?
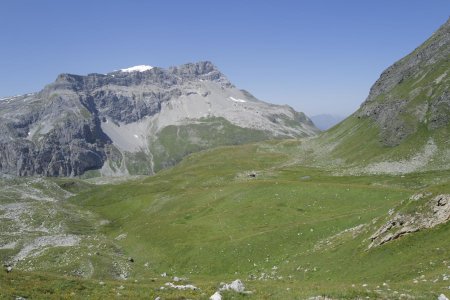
[0,61,319,177]
[310,114,345,130]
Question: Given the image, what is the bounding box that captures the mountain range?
[0,61,318,177]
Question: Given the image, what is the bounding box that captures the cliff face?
[0,91,109,176]
[0,61,318,177]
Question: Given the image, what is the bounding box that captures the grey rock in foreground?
[369,194,450,248]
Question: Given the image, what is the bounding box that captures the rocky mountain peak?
[168,61,231,86]
[0,61,318,177]
[47,61,230,94]
[169,61,217,76]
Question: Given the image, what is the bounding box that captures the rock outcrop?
[369,194,450,248]
[219,279,246,293]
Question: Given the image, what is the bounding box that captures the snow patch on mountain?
[229,96,246,103]
[120,65,153,73]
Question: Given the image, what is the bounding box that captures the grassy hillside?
[3,140,449,299]
[73,143,450,299]
[309,19,450,174]
[148,117,275,172]
[318,114,450,168]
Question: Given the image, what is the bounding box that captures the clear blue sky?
[0,1,448,116]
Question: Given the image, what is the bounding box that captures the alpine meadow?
[0,5,449,300]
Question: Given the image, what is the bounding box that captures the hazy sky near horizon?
[0,1,449,116]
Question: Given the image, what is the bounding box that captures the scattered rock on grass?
[164,282,198,290]
[219,279,245,292]
[173,276,188,282]
[209,291,222,300]
[439,294,449,300]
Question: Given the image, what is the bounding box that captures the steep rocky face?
[357,18,450,146]
[0,61,318,177]
[0,93,108,176]
[45,61,228,125]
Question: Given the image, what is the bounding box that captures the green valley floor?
[1,140,450,299]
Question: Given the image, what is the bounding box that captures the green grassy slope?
[148,117,283,173]
[1,141,450,298]
[10,142,447,298]
[312,19,450,172]
[318,113,450,168]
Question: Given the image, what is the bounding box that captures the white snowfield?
[229,96,246,103]
[120,65,153,73]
